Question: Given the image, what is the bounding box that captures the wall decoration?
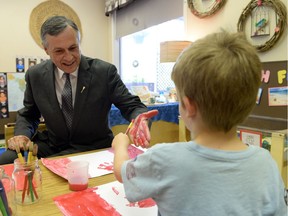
[0,106,8,119]
[28,58,37,68]
[0,73,7,89]
[251,5,270,37]
[0,90,8,107]
[256,88,263,105]
[0,73,8,119]
[237,0,287,52]
[29,0,82,48]
[16,57,25,73]
[268,86,288,106]
[187,0,227,18]
[240,129,263,147]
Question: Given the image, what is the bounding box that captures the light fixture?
[160,41,192,63]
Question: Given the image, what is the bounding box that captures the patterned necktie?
[62,73,73,130]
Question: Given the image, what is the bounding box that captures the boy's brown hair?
[171,31,262,132]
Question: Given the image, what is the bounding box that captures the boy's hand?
[112,133,130,149]
[129,110,159,148]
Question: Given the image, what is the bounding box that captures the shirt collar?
[56,67,79,79]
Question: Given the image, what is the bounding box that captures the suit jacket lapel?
[71,56,92,133]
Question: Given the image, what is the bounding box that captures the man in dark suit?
[0,16,154,164]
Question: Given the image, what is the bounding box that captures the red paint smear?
[2,164,14,177]
[98,162,114,171]
[112,187,119,195]
[127,198,156,208]
[69,183,88,191]
[53,187,121,216]
[127,145,144,158]
[41,158,72,179]
[109,145,144,159]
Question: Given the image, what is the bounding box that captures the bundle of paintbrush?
[14,141,38,164]
[13,142,41,204]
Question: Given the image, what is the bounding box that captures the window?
[119,17,185,93]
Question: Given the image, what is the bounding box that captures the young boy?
[112,31,287,215]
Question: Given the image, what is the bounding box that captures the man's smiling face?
[44,26,81,73]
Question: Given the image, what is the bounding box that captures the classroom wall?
[183,0,288,130]
[0,0,111,72]
[184,0,288,62]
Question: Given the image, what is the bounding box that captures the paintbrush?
[23,143,28,162]
[27,141,34,163]
[14,145,24,164]
[32,144,38,161]
[125,119,134,135]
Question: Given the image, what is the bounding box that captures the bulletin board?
[252,60,287,117]
[241,60,287,130]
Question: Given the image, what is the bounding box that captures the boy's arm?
[112,133,131,183]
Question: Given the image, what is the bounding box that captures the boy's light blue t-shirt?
[121,142,287,216]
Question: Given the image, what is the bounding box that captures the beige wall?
[184,0,287,62]
[0,0,110,72]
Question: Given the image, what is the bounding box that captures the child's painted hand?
[129,109,159,148]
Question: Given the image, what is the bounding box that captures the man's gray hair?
[40,16,80,47]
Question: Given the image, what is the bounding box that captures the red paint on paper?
[98,162,114,171]
[127,145,144,158]
[127,198,156,208]
[41,158,71,179]
[109,145,144,159]
[69,183,88,191]
[53,187,121,216]
[112,187,119,195]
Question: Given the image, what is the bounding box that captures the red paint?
[109,145,144,159]
[69,183,88,191]
[127,198,156,208]
[127,145,144,158]
[98,162,114,171]
[53,187,121,216]
[112,187,119,195]
[41,158,71,179]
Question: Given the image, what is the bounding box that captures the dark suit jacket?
[15,55,148,151]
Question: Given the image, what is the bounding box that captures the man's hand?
[7,135,30,151]
[129,110,159,148]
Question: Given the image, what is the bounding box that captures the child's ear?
[182,96,197,117]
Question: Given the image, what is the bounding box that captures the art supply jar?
[0,166,16,215]
[12,159,42,205]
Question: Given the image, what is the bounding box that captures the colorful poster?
[268,86,288,106]
[0,73,9,119]
[7,73,26,111]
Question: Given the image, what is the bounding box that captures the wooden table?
[16,150,116,216]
